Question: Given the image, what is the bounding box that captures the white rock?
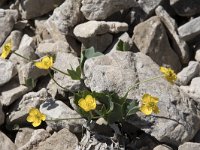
[177,61,200,85]
[178,142,200,150]
[153,144,173,150]
[18,34,36,50]
[195,49,200,62]
[0,58,17,86]
[0,131,17,150]
[81,0,138,20]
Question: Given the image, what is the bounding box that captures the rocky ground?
[0,0,200,150]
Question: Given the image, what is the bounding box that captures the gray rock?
[18,62,48,85]
[18,34,36,50]
[178,16,200,41]
[33,128,78,150]
[40,100,85,133]
[18,129,50,150]
[178,142,200,150]
[36,41,71,57]
[133,16,181,72]
[138,0,164,15]
[0,58,17,86]
[153,144,173,150]
[1,85,30,106]
[180,77,200,100]
[84,51,200,145]
[15,128,35,148]
[46,0,83,41]
[9,46,37,66]
[0,101,4,125]
[81,0,138,20]
[195,49,200,62]
[81,33,113,53]
[177,61,200,85]
[53,52,81,92]
[19,0,64,19]
[170,0,200,17]
[0,9,18,46]
[7,88,48,126]
[74,21,128,38]
[0,131,17,150]
[156,6,189,64]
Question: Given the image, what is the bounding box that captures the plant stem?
[46,117,83,121]
[52,67,69,76]
[13,51,31,61]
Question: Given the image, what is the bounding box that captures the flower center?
[148,102,155,108]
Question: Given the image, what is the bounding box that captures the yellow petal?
[150,96,159,104]
[142,94,151,104]
[85,95,96,110]
[32,119,42,127]
[29,108,39,116]
[35,62,48,69]
[26,115,35,122]
[40,114,46,121]
[140,105,152,115]
[78,98,90,112]
[153,106,160,114]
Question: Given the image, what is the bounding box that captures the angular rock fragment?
[0,131,17,150]
[178,142,200,150]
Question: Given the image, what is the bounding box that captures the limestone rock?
[156,6,189,64]
[133,16,181,72]
[0,58,17,86]
[81,0,138,20]
[7,88,48,126]
[170,0,200,17]
[40,100,85,133]
[195,49,200,62]
[84,51,200,145]
[0,9,18,46]
[178,16,200,41]
[177,61,200,85]
[18,34,36,50]
[74,21,128,38]
[153,144,173,150]
[178,142,200,150]
[0,131,17,150]
[46,0,83,40]
[19,0,64,19]
[34,128,78,150]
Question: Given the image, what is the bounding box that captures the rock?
[84,51,200,145]
[81,33,113,53]
[178,16,200,41]
[17,129,50,150]
[74,21,128,38]
[18,62,48,85]
[0,9,18,46]
[46,0,83,41]
[53,52,81,92]
[81,0,138,20]
[195,49,200,62]
[18,34,36,50]
[0,101,4,125]
[19,0,64,19]
[178,142,200,150]
[36,41,71,57]
[0,58,17,86]
[0,131,17,150]
[133,16,182,72]
[10,46,37,66]
[40,99,85,133]
[138,0,164,15]
[177,61,200,85]
[15,128,35,148]
[155,6,189,64]
[153,144,173,150]
[180,77,200,100]
[170,0,200,17]
[1,85,30,106]
[33,128,78,150]
[7,88,48,126]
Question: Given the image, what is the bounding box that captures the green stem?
[13,51,31,61]
[124,75,164,97]
[52,67,69,76]
[46,117,82,121]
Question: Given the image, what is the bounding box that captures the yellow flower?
[78,95,96,112]
[140,94,160,115]
[35,56,53,69]
[160,66,177,84]
[27,108,46,127]
[1,40,12,59]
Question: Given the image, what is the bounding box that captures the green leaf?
[25,78,36,88]
[67,65,81,80]
[116,40,130,51]
[126,100,139,116]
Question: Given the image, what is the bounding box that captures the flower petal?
[153,106,160,114]
[40,114,46,121]
[32,119,42,127]
[35,62,48,69]
[78,98,90,112]
[26,115,35,122]
[29,108,39,116]
[140,105,152,115]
